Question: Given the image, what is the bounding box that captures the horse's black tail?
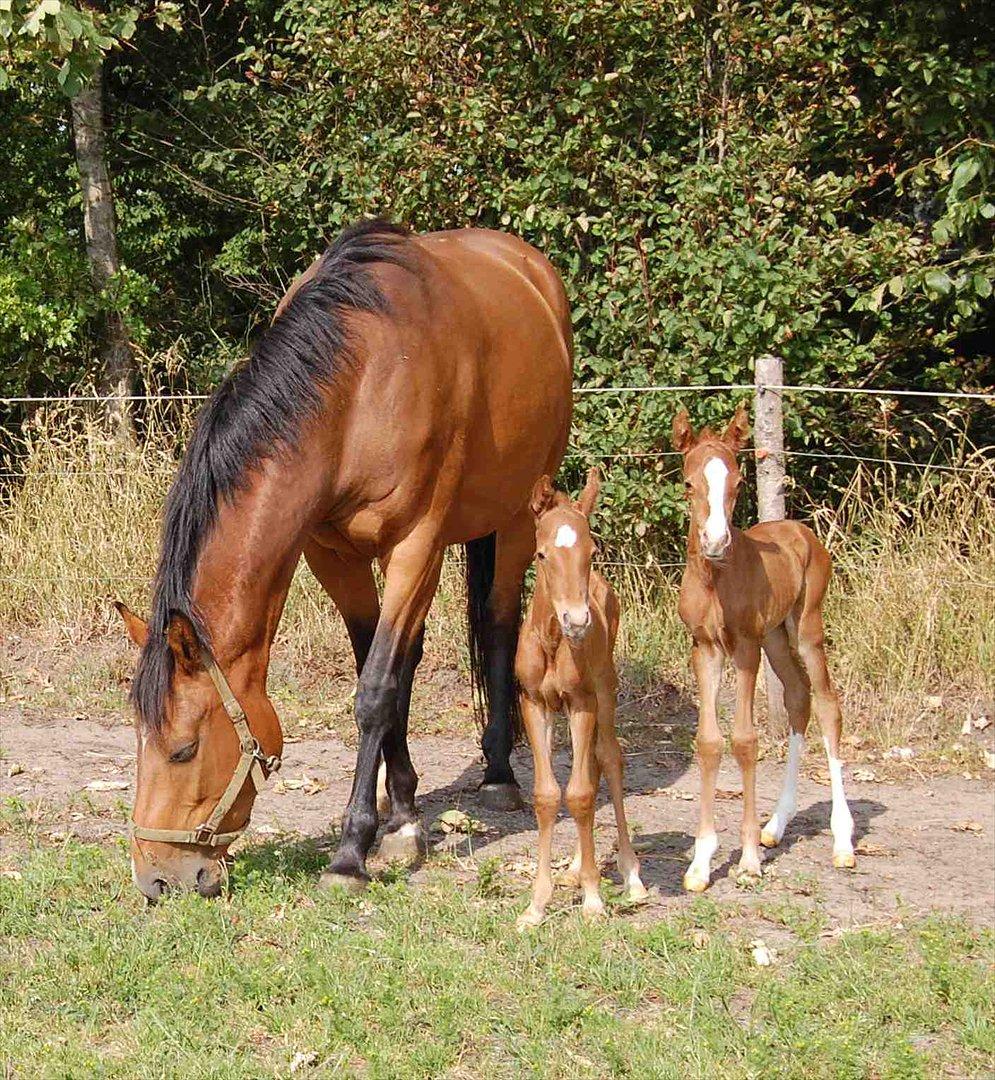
[464,533,522,740]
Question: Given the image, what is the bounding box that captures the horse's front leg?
[321,534,443,891]
[731,638,763,880]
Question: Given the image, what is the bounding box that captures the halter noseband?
[130,649,281,848]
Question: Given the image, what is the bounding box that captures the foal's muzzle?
[561,606,592,642]
[699,531,731,561]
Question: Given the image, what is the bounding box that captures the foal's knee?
[731,733,758,766]
[565,782,595,821]
[696,735,724,765]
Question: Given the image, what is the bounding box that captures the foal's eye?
[169,741,199,764]
[536,551,546,561]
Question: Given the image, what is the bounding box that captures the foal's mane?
[132,220,410,731]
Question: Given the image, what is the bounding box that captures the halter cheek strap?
[130,650,282,848]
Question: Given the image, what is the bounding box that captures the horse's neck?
[191,489,308,678]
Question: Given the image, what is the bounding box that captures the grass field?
[1,810,993,1079]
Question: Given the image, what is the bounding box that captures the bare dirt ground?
[3,704,993,931]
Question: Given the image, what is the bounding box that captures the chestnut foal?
[673,405,856,893]
[515,470,647,928]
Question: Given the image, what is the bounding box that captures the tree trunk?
[70,62,134,441]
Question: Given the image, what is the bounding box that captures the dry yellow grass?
[1,406,991,750]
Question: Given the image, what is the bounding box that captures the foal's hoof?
[759,829,780,849]
[478,782,524,812]
[833,850,857,870]
[377,822,427,865]
[318,870,369,895]
[516,905,545,932]
[683,869,710,894]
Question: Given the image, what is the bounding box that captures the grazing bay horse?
[515,470,647,928]
[115,221,572,898]
[672,404,855,893]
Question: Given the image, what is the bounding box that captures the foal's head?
[529,468,601,642]
[672,404,750,560]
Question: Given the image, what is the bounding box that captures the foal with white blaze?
[673,404,856,892]
[515,470,647,928]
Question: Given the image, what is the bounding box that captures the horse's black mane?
[132,219,410,731]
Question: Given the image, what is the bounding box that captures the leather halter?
[130,650,281,848]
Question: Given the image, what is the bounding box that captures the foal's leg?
[322,532,443,890]
[797,608,855,868]
[760,624,811,849]
[685,642,724,892]
[731,639,763,879]
[517,696,559,930]
[565,696,604,918]
[596,692,648,901]
[479,512,536,810]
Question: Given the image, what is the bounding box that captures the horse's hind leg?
[760,623,811,849]
[796,606,855,869]
[476,513,535,811]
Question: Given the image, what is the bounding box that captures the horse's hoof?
[516,906,544,931]
[683,870,709,894]
[833,850,857,870]
[377,822,426,865]
[582,897,606,921]
[627,881,650,904]
[479,782,524,812]
[318,870,369,895]
[760,829,780,849]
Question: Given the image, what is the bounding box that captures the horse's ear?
[166,611,203,676]
[114,601,148,648]
[576,467,601,517]
[529,475,556,518]
[672,408,696,453]
[723,403,750,452]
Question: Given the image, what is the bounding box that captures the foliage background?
[2,0,993,548]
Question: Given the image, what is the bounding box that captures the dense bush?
[2,0,992,546]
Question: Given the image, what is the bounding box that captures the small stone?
[6,763,24,777]
[750,939,774,966]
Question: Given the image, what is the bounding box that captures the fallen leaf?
[431,809,487,835]
[952,820,983,834]
[750,939,774,966]
[7,763,24,777]
[290,1050,317,1073]
[985,751,995,771]
[85,779,129,792]
[855,839,892,857]
[961,717,974,736]
[502,858,535,878]
[884,746,915,761]
[691,929,710,949]
[1,869,22,881]
[852,768,877,782]
[715,789,742,800]
[670,790,696,801]
[973,715,992,731]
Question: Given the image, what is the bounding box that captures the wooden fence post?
[754,354,787,728]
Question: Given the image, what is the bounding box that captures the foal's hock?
[673,404,856,894]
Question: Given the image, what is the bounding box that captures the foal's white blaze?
[762,731,804,845]
[823,736,855,859]
[554,524,577,548]
[702,457,730,545]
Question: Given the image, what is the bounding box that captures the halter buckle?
[193,822,217,845]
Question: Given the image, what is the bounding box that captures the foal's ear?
[723,403,750,452]
[576,467,601,517]
[114,601,148,648]
[166,611,204,676]
[529,475,556,518]
[671,408,696,453]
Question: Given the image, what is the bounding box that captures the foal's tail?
[464,533,522,740]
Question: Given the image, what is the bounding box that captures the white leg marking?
[397,822,420,839]
[823,736,855,866]
[762,731,804,846]
[376,760,390,818]
[703,457,729,544]
[684,831,718,892]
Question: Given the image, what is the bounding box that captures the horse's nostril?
[196,867,223,898]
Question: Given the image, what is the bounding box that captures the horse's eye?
[536,551,546,561]
[169,741,199,764]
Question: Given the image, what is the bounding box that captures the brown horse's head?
[672,403,750,560]
[529,468,601,642]
[115,602,271,900]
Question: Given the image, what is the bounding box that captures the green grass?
[1,819,992,1078]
